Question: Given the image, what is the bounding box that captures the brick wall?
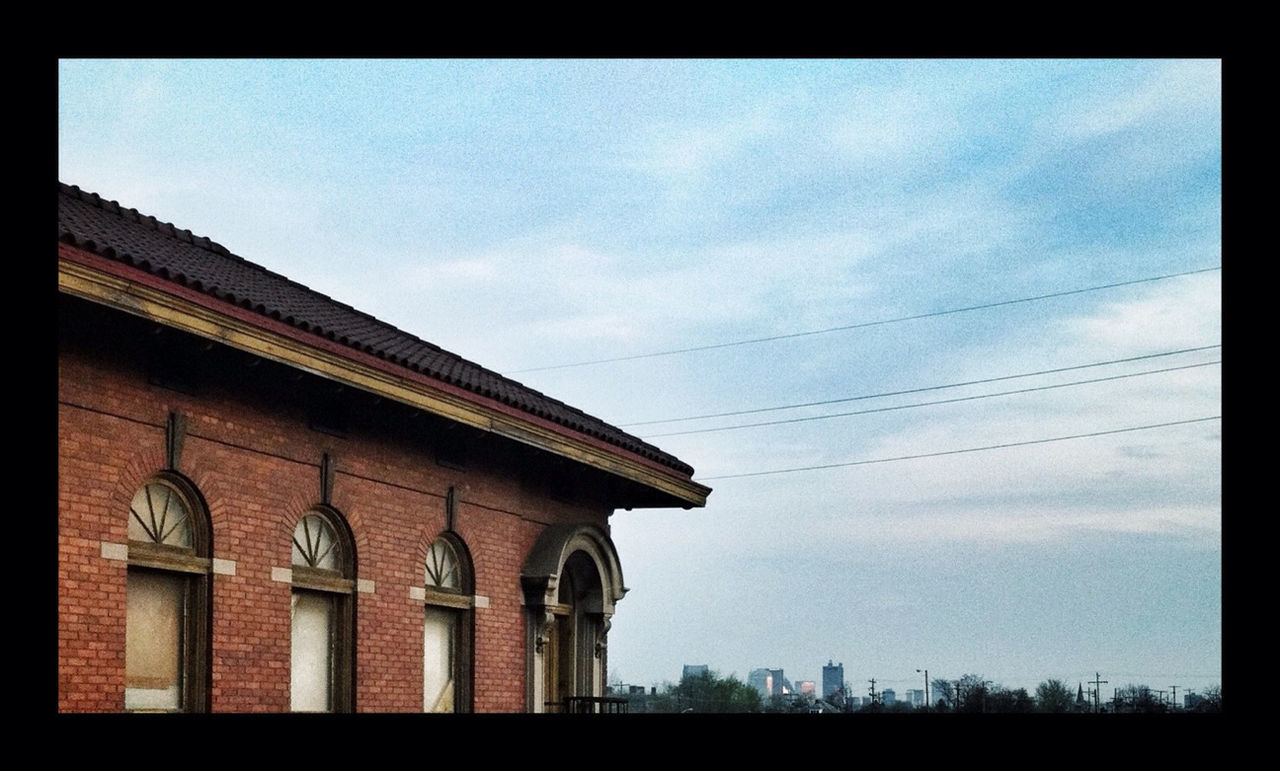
[58,298,613,713]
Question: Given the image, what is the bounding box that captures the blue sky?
[59,59,1221,700]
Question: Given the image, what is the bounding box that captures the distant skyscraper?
[822,660,844,699]
[882,688,896,704]
[682,664,709,681]
[748,668,773,699]
[769,668,791,695]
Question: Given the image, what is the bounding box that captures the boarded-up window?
[424,606,457,712]
[125,571,184,711]
[290,591,335,712]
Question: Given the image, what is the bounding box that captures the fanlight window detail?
[425,538,460,590]
[292,514,340,571]
[129,481,193,547]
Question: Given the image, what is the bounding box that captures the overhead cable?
[641,360,1220,438]
[622,344,1220,428]
[699,416,1221,481]
[512,266,1221,373]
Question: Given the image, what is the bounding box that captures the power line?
[698,416,1220,481]
[511,266,1221,373]
[642,361,1219,438]
[622,344,1220,428]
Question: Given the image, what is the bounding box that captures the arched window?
[423,533,473,713]
[125,474,210,712]
[290,508,354,712]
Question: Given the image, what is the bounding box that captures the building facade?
[57,183,710,712]
[748,668,774,699]
[822,660,844,700]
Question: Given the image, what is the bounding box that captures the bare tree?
[1035,679,1075,713]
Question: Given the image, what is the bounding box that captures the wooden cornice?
[59,246,711,509]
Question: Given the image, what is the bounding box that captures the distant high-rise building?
[822,660,844,699]
[797,680,816,696]
[750,667,791,697]
[770,668,792,695]
[748,668,774,699]
[682,664,709,681]
[882,688,896,704]
[905,689,925,707]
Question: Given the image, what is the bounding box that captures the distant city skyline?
[630,657,1218,704]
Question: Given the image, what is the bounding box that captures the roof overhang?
[59,244,711,509]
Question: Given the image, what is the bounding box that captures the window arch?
[289,507,355,713]
[125,473,210,712]
[423,532,473,713]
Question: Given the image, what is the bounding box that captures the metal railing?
[553,696,629,714]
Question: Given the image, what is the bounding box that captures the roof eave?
[59,244,711,509]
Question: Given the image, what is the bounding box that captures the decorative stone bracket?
[594,617,611,659]
[534,609,556,654]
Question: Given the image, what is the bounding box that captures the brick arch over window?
[178,466,231,537]
[112,446,173,536]
[111,442,226,547]
[279,484,370,570]
[521,523,625,712]
[277,492,332,561]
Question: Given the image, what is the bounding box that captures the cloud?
[812,275,1222,546]
[1062,60,1220,141]
[1066,271,1221,354]
[631,108,783,195]
[826,83,963,168]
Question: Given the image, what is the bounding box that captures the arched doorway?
[521,524,625,712]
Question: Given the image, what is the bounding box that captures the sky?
[58,59,1221,702]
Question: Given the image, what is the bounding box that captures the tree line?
[920,675,1222,714]
[616,670,1221,713]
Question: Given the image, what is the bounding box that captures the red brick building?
[57,182,710,713]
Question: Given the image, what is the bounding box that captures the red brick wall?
[58,304,612,713]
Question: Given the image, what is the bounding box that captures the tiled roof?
[58,182,695,476]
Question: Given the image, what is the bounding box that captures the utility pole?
[1169,685,1179,709]
[917,669,929,711]
[1089,673,1108,714]
[868,678,878,705]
